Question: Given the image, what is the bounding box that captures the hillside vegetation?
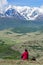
[0,22,43,65]
[0,29,43,59]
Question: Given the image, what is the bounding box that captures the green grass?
[0,60,43,65]
[0,29,43,64]
[0,44,21,59]
[0,38,22,60]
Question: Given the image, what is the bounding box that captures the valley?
[0,18,43,65]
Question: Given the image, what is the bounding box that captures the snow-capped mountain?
[5,8,25,20]
[0,5,43,20]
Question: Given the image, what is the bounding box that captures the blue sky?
[7,0,43,7]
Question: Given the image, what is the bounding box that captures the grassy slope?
[0,29,43,65]
[0,30,21,59]
[0,59,43,65]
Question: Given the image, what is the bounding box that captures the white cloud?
[0,0,8,8]
[0,0,8,12]
[39,5,43,14]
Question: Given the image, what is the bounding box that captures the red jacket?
[21,51,29,60]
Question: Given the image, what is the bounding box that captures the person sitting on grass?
[21,49,29,60]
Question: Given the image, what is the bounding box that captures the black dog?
[31,57,36,61]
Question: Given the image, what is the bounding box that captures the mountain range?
[0,5,43,20]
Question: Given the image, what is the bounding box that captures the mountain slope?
[5,8,25,20]
[0,5,43,20]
